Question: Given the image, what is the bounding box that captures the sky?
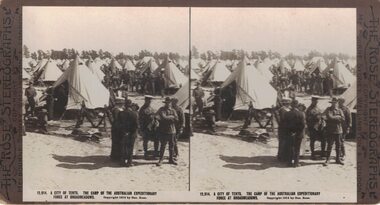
[191,8,356,56]
[23,7,189,56]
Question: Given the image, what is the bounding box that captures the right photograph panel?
[190,8,357,202]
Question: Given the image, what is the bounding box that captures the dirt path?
[23,132,189,200]
[190,132,356,202]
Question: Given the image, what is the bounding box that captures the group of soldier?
[110,95,184,167]
[277,96,351,167]
[103,69,167,97]
[272,69,336,96]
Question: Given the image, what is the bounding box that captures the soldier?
[172,97,185,159]
[242,101,254,129]
[119,99,139,167]
[156,97,179,166]
[323,97,345,166]
[193,82,205,117]
[138,95,159,159]
[338,97,351,161]
[213,87,222,122]
[315,72,324,95]
[283,100,306,167]
[277,97,292,162]
[25,82,37,117]
[306,96,325,159]
[110,99,124,161]
[325,71,335,97]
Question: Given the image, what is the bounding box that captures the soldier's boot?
[310,140,316,160]
[154,140,160,157]
[335,146,344,165]
[156,148,165,166]
[168,148,177,165]
[323,157,330,166]
[143,140,148,159]
[341,144,346,161]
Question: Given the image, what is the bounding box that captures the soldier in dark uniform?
[156,97,179,166]
[138,95,159,159]
[193,82,205,117]
[172,97,184,159]
[283,100,306,167]
[213,87,222,122]
[156,73,166,97]
[325,71,335,97]
[315,72,324,95]
[110,100,124,161]
[25,82,37,117]
[306,96,325,159]
[338,97,351,160]
[119,100,139,167]
[323,97,345,166]
[277,97,292,162]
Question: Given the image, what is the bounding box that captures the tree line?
[191,46,355,62]
[23,45,186,62]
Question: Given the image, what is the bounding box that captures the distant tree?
[23,45,30,58]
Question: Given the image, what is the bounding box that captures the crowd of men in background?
[271,68,336,96]
[110,95,184,167]
[103,69,170,98]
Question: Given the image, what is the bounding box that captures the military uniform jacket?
[25,87,37,99]
[156,106,178,134]
[306,105,322,130]
[138,104,156,131]
[324,106,345,134]
[340,105,351,129]
[172,105,185,131]
[118,108,139,134]
[284,108,306,135]
[193,87,205,99]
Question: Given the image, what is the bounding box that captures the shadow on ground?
[52,154,160,170]
[219,155,325,170]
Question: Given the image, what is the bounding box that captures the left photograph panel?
[22,6,190,201]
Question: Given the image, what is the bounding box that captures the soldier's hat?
[281,97,292,103]
[311,95,320,101]
[291,99,299,107]
[125,99,133,107]
[163,97,171,103]
[171,97,179,103]
[329,97,338,103]
[144,95,153,100]
[338,97,345,103]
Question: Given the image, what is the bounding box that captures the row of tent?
[23,56,190,88]
[200,56,356,112]
[193,56,356,89]
[23,56,190,111]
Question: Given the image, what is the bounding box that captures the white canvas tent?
[34,59,62,82]
[340,81,356,111]
[123,59,136,71]
[155,58,188,88]
[172,81,190,110]
[254,58,274,81]
[202,61,231,83]
[53,56,110,109]
[292,59,306,72]
[221,57,277,110]
[86,58,105,81]
[324,59,356,88]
